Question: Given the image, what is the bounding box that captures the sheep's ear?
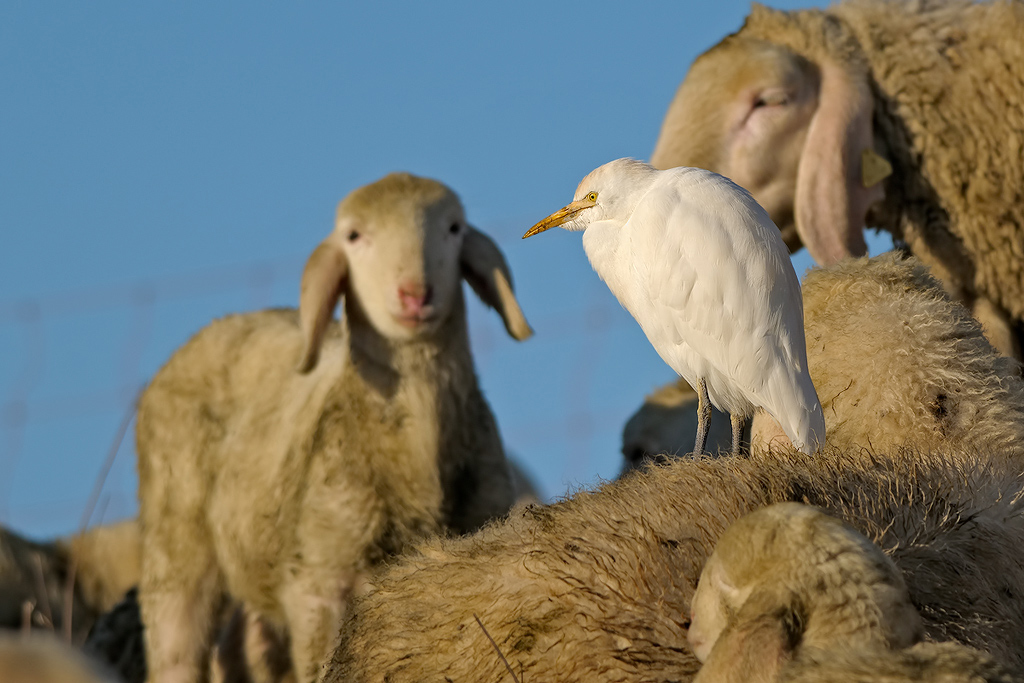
[460,226,533,341]
[710,566,744,606]
[297,236,348,373]
[794,61,884,265]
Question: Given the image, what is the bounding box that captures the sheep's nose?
[399,282,433,314]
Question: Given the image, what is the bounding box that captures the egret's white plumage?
[524,158,825,454]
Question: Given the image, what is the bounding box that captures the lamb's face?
[339,190,467,341]
[297,172,529,372]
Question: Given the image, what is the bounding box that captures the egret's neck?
[582,221,631,306]
[581,221,617,264]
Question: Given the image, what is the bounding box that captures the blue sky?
[1,1,891,538]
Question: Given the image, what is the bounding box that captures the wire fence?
[0,259,290,533]
[0,239,667,538]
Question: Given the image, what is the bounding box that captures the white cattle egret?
[524,158,825,455]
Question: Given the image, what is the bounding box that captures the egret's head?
[523,158,656,239]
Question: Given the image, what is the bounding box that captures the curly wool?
[797,253,1024,457]
[325,447,1024,683]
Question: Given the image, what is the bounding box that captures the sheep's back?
[798,254,1024,458]
[328,449,1024,682]
[137,308,347,482]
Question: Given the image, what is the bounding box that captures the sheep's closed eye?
[753,90,790,108]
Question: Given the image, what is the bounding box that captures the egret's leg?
[694,378,711,455]
[730,413,744,457]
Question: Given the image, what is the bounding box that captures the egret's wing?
[621,170,809,413]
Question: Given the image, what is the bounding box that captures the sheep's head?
[689,503,922,676]
[297,172,532,372]
[621,379,736,472]
[650,6,890,266]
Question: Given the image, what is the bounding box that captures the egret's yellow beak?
[523,197,597,238]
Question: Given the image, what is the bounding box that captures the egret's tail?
[767,371,826,455]
[785,399,826,455]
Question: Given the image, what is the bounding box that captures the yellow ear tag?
[862,148,892,188]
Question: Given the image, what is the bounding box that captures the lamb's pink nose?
[399,282,433,315]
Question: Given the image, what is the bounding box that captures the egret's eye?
[347,230,361,242]
[586,191,598,202]
[449,223,460,234]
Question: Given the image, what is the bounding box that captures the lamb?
[82,451,539,683]
[621,254,1024,465]
[0,519,139,641]
[323,446,1024,682]
[690,503,1020,683]
[82,590,283,683]
[135,172,532,683]
[650,0,1024,359]
[57,519,141,627]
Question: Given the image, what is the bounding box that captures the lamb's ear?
[297,236,348,373]
[794,60,884,265]
[460,226,533,341]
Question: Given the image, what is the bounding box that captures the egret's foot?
[693,378,711,455]
[730,413,745,457]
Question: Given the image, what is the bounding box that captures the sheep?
[0,633,117,683]
[0,519,139,641]
[620,254,1024,466]
[135,171,532,683]
[57,519,141,626]
[1,524,88,636]
[688,503,922,666]
[620,380,734,472]
[507,456,541,505]
[751,253,1024,456]
[82,452,537,683]
[650,0,1024,359]
[690,503,1020,683]
[779,643,1022,683]
[323,446,1024,682]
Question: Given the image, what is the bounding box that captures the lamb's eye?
[347,230,360,242]
[586,192,598,202]
[449,223,460,234]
